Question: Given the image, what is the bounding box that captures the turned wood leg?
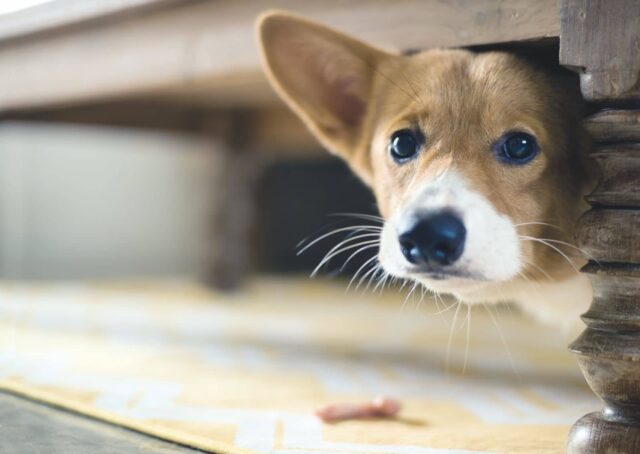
[560,1,640,452]
[568,111,640,452]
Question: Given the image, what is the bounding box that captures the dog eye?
[389,129,421,162]
[496,131,539,164]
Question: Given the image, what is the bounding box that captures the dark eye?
[389,129,421,162]
[496,131,539,164]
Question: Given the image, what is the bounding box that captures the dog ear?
[257,12,390,180]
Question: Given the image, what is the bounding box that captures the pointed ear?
[257,12,390,172]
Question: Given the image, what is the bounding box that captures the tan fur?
[257,11,596,328]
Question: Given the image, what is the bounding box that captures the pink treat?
[315,395,401,422]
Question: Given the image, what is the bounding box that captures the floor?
[0,391,204,454]
[0,280,596,453]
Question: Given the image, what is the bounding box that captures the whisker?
[373,270,390,294]
[433,291,445,320]
[364,266,384,292]
[328,212,385,224]
[483,302,520,378]
[429,296,458,317]
[401,282,419,311]
[515,221,564,231]
[340,239,380,271]
[533,237,600,264]
[346,255,379,291]
[463,304,472,374]
[297,225,381,254]
[519,258,553,281]
[519,235,581,273]
[311,240,379,277]
[456,302,471,334]
[516,270,542,293]
[379,271,390,291]
[356,263,382,291]
[500,301,514,318]
[321,233,379,263]
[416,285,427,311]
[431,288,443,313]
[446,301,462,373]
[319,237,378,265]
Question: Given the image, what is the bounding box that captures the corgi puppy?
[257,12,596,332]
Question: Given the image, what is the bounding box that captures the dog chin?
[385,265,515,304]
[411,273,491,298]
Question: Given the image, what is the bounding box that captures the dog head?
[257,12,593,302]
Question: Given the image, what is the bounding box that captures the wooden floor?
[0,392,204,454]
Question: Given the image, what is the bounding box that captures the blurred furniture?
[0,0,638,451]
[0,122,217,279]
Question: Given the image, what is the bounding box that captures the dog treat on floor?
[315,396,401,422]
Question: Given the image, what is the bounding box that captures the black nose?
[399,212,466,267]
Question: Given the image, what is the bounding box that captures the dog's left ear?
[257,11,391,183]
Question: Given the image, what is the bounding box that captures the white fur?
[510,273,592,335]
[378,170,592,329]
[380,170,521,299]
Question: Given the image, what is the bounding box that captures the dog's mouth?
[404,266,486,282]
[402,268,495,299]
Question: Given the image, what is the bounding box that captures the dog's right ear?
[257,12,391,181]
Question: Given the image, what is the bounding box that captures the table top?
[0,0,560,114]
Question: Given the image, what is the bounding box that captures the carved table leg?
[568,111,640,452]
[560,1,640,452]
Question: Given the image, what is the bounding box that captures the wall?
[0,122,218,280]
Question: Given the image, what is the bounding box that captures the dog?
[257,12,596,334]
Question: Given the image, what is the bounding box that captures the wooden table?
[1,1,638,452]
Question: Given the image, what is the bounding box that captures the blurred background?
[0,120,376,284]
[0,0,383,288]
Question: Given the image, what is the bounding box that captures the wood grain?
[585,145,640,206]
[560,0,640,101]
[580,264,640,331]
[0,0,179,43]
[0,0,559,112]
[577,210,640,267]
[568,412,640,453]
[584,110,640,143]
